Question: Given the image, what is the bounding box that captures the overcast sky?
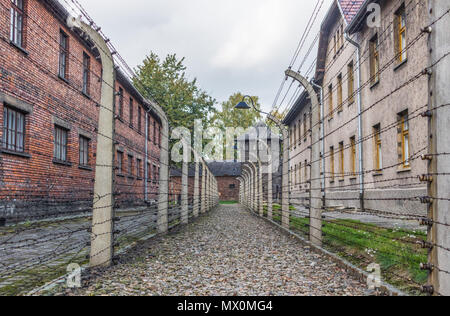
[75,0,332,112]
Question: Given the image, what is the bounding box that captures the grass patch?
[220,201,238,205]
[261,205,427,295]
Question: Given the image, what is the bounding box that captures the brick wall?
[217,176,239,201]
[0,0,162,221]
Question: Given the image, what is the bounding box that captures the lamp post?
[235,96,290,229]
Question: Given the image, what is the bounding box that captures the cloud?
[75,0,332,112]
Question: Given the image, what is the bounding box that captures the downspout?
[310,80,325,202]
[345,32,365,210]
[144,111,149,201]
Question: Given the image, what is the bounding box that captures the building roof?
[207,161,242,177]
[237,122,280,142]
[314,0,364,84]
[338,0,365,24]
[345,0,380,35]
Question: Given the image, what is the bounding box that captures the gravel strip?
[59,204,368,296]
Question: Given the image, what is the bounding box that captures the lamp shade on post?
[235,101,251,110]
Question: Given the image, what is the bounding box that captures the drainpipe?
[310,80,325,203]
[345,32,365,210]
[144,111,149,201]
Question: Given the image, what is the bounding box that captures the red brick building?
[0,0,163,222]
[208,161,241,202]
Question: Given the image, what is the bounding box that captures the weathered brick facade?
[0,0,162,222]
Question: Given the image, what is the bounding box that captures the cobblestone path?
[62,204,368,296]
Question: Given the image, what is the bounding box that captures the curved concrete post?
[201,161,207,213]
[243,165,255,212]
[181,144,189,224]
[286,69,322,246]
[70,18,115,268]
[193,156,200,218]
[266,113,290,229]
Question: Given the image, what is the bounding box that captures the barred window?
[330,146,335,182]
[59,31,68,79]
[2,106,25,152]
[348,62,354,104]
[129,98,133,127]
[350,136,356,175]
[82,53,90,95]
[399,111,410,168]
[79,136,89,166]
[128,154,133,176]
[10,0,24,47]
[374,124,382,171]
[339,142,344,180]
[117,151,123,174]
[54,126,68,162]
[337,74,343,111]
[138,106,142,133]
[137,159,142,179]
[118,87,124,118]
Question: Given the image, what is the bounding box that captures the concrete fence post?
[193,158,200,218]
[286,69,322,246]
[201,162,207,214]
[181,149,188,224]
[72,19,116,268]
[267,163,273,220]
[258,161,264,217]
[427,0,450,296]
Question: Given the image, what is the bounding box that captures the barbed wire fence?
[240,0,450,296]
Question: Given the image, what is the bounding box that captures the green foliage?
[133,52,217,133]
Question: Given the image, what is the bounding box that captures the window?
[137,159,142,179]
[289,128,293,148]
[59,31,68,79]
[117,151,123,174]
[298,120,302,144]
[303,113,307,138]
[294,124,297,146]
[2,106,25,152]
[153,165,157,183]
[330,146,335,182]
[304,160,308,181]
[118,87,124,118]
[395,5,407,63]
[54,126,68,162]
[82,53,90,95]
[148,117,152,141]
[348,62,354,104]
[147,162,151,182]
[399,111,410,168]
[294,164,298,184]
[333,34,337,55]
[328,84,333,118]
[350,136,356,176]
[10,0,24,47]
[129,98,133,127]
[337,74,343,112]
[373,124,382,171]
[229,184,236,189]
[339,142,344,180]
[370,34,380,84]
[138,106,142,133]
[298,162,302,184]
[153,121,157,144]
[128,154,133,176]
[79,136,89,166]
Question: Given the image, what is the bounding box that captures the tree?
[133,52,216,136]
[212,92,262,132]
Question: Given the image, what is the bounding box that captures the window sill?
[137,177,143,181]
[58,75,70,85]
[9,41,29,56]
[127,176,135,180]
[394,59,408,71]
[117,173,125,178]
[370,80,380,90]
[79,165,93,171]
[373,172,383,177]
[350,177,357,181]
[82,91,91,100]
[397,167,412,174]
[1,149,31,158]
[52,159,72,167]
